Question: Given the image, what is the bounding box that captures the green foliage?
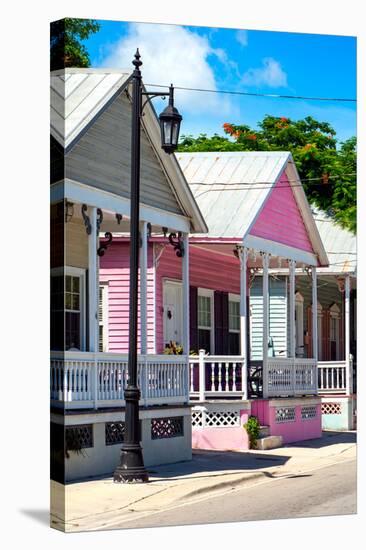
[50,18,100,70]
[178,115,356,233]
[244,415,261,449]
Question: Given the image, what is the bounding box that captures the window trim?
[51,266,86,351]
[197,288,215,353]
[99,282,109,352]
[228,293,240,334]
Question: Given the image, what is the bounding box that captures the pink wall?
[250,171,314,253]
[156,244,243,353]
[251,400,322,444]
[192,409,250,451]
[99,242,156,353]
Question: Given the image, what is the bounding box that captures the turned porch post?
[312,267,318,363]
[240,246,248,399]
[140,221,148,355]
[182,233,190,401]
[262,253,270,398]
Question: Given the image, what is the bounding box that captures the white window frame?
[228,293,240,334]
[99,282,109,352]
[51,266,86,351]
[329,302,341,360]
[198,288,215,353]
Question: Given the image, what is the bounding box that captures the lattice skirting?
[301,405,318,420]
[192,409,241,428]
[321,402,342,415]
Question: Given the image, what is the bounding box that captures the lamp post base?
[113,443,149,483]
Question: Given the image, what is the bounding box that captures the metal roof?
[312,208,356,275]
[177,151,289,239]
[50,68,131,150]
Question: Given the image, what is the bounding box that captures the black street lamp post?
[114,50,182,483]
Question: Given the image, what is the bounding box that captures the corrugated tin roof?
[50,68,131,150]
[177,151,290,238]
[312,208,356,274]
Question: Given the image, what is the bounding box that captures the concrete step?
[256,435,283,451]
[259,426,270,438]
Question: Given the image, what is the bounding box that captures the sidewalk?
[51,431,356,532]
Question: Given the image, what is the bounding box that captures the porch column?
[182,233,190,356]
[240,246,248,399]
[88,206,99,409]
[312,267,318,362]
[140,221,148,355]
[345,274,352,395]
[262,252,270,398]
[88,206,99,353]
[289,260,296,358]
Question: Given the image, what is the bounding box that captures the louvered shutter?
[322,309,330,361]
[189,286,198,354]
[214,291,229,355]
[99,284,108,352]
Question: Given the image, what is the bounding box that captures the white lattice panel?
[191,410,203,427]
[321,402,342,415]
[301,405,318,420]
[275,407,296,423]
[205,411,240,427]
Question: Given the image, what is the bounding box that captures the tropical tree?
[50,18,100,70]
[179,115,356,232]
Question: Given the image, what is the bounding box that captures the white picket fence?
[50,352,189,408]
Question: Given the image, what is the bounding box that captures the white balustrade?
[189,353,245,400]
[266,357,317,397]
[50,352,189,408]
[318,361,347,394]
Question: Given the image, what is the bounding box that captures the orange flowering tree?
[179,115,356,232]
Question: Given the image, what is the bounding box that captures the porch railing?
[318,356,354,395]
[266,357,317,397]
[189,350,246,400]
[51,352,189,409]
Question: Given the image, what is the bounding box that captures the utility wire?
[146,83,357,103]
[190,172,356,187]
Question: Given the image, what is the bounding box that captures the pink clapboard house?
[99,152,329,451]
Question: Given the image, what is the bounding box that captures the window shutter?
[189,286,198,353]
[323,309,330,361]
[99,284,108,352]
[214,291,229,355]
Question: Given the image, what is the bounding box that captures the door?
[163,281,183,349]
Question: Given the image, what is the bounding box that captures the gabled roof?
[177,151,328,265]
[51,68,131,151]
[313,208,356,275]
[50,68,207,234]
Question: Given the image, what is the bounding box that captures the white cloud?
[236,30,248,46]
[242,57,288,88]
[101,22,232,115]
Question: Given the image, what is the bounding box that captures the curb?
[177,471,268,501]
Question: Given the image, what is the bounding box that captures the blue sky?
[83,20,356,144]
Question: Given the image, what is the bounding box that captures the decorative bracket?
[336,277,345,293]
[97,232,113,257]
[81,204,91,235]
[115,213,122,225]
[96,208,103,232]
[168,232,184,258]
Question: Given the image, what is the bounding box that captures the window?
[329,303,340,360]
[99,284,109,352]
[198,289,214,353]
[51,267,85,351]
[229,294,240,355]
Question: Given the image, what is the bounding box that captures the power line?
[190,172,356,187]
[146,83,357,103]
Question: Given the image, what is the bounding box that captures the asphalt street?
[112,457,356,530]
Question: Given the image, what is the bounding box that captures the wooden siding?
[99,242,155,353]
[250,277,288,360]
[156,245,242,353]
[65,217,88,269]
[250,172,314,253]
[65,92,182,215]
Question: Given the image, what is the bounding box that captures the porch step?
[256,435,283,451]
[259,426,270,438]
